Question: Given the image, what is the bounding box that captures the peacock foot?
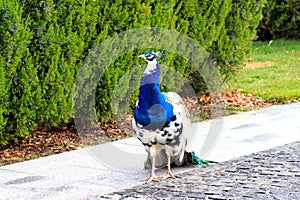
[161,171,176,180]
[142,174,160,184]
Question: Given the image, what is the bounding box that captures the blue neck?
[134,61,175,129]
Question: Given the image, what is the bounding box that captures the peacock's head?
[138,51,162,62]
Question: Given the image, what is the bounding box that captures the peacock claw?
[142,175,160,184]
[161,172,176,180]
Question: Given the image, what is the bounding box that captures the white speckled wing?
[163,92,196,152]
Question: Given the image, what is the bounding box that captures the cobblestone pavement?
[95,141,299,200]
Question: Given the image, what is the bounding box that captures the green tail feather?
[188,151,212,166]
[160,49,166,61]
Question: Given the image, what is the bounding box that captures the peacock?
[132,51,204,184]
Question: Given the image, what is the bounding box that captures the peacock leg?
[162,154,176,180]
[142,146,160,183]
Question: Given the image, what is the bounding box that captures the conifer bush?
[0,0,265,145]
[0,0,35,144]
[257,0,300,40]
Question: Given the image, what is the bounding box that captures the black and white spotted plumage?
[132,51,193,183]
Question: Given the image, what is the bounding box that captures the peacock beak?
[138,54,146,59]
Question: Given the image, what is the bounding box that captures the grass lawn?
[227,39,300,102]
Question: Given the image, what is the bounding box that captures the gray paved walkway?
[97,141,300,200]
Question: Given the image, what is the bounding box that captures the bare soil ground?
[245,61,276,69]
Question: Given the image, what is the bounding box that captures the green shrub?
[257,0,300,40]
[0,0,265,145]
[0,0,34,144]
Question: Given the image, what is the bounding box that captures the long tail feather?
[187,151,212,166]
